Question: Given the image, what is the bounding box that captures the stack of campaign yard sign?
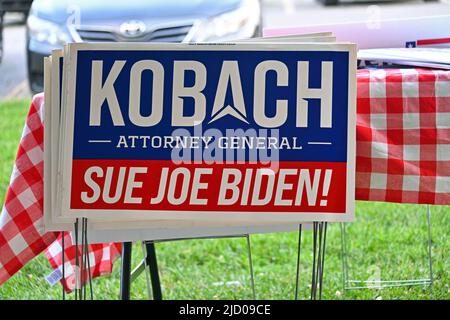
[43,33,357,243]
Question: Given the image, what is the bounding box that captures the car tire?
[26,45,38,94]
[26,45,45,94]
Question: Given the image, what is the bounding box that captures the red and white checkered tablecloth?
[356,68,450,204]
[0,94,121,292]
[45,232,121,292]
[1,68,450,292]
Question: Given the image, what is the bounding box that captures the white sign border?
[59,42,357,223]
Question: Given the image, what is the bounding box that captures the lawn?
[0,99,448,300]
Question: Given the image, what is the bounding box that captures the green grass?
[0,99,449,300]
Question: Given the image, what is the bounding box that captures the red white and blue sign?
[59,43,356,222]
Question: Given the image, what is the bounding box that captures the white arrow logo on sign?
[209,103,249,124]
[208,61,249,124]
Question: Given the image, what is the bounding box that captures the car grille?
[75,24,193,43]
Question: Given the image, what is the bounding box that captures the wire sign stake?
[340,205,433,292]
[72,218,94,300]
[294,222,328,300]
[310,222,328,300]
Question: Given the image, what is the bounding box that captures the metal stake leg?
[80,218,86,300]
[246,235,256,300]
[426,205,433,286]
[120,242,132,300]
[141,242,153,300]
[319,223,328,300]
[310,222,318,300]
[340,223,349,293]
[61,231,65,300]
[294,224,302,300]
[83,218,93,300]
[74,219,79,300]
[314,222,323,300]
[145,241,162,300]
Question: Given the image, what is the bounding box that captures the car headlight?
[27,15,72,46]
[188,0,260,42]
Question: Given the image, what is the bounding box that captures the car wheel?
[26,46,44,94]
[26,45,38,94]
